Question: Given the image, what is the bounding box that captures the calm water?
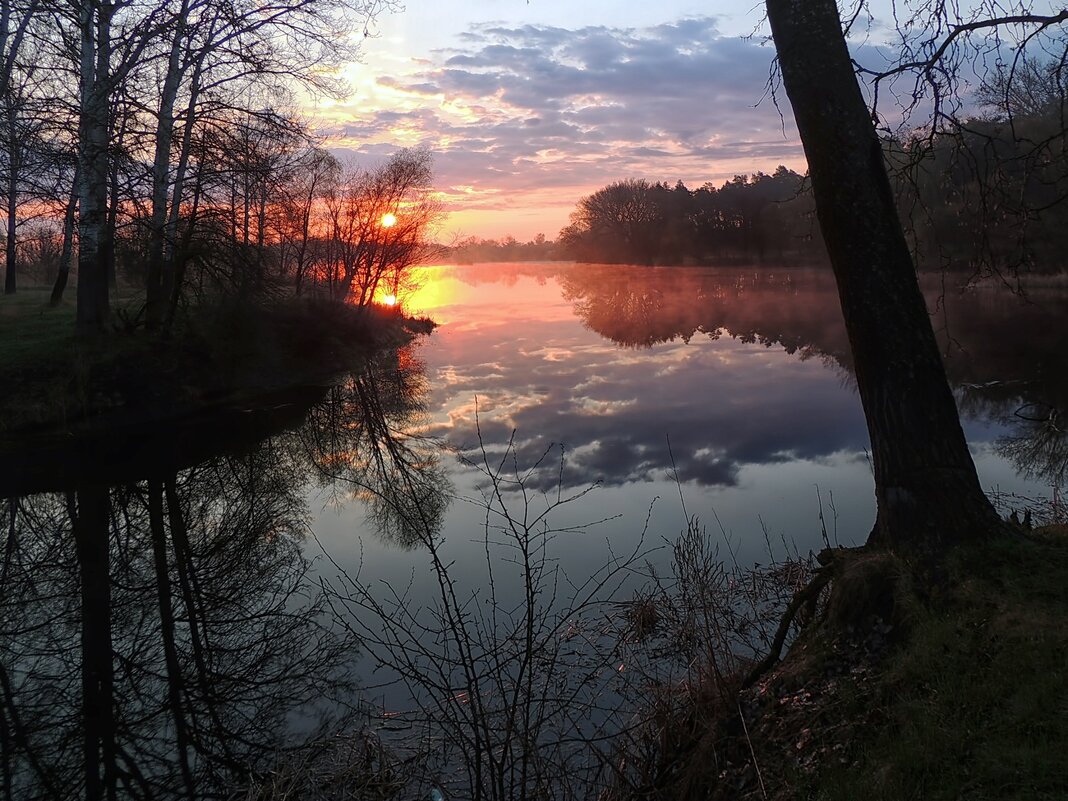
[314,263,1062,580]
[3,262,1065,798]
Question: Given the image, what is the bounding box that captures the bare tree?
[274,147,340,296]
[326,148,442,305]
[0,0,49,295]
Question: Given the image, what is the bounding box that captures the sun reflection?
[392,267,458,318]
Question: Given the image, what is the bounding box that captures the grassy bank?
[0,289,431,437]
[640,529,1068,801]
[809,528,1068,800]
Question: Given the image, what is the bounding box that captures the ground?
[0,288,431,438]
[726,528,1068,800]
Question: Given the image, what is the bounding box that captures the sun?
[381,294,398,307]
[380,212,397,228]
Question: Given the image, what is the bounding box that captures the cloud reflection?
[416,264,1068,494]
[418,265,869,491]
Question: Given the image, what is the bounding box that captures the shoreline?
[0,295,435,491]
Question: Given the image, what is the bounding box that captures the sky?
[306,0,1058,241]
[308,1,807,242]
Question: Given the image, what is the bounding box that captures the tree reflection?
[0,345,450,798]
[298,346,450,548]
[559,265,851,361]
[997,405,1068,489]
[936,287,1068,499]
[1,461,349,800]
[561,264,1068,497]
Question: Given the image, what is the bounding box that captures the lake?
[3,262,1064,798]
[314,262,1061,576]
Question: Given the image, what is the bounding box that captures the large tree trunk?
[765,0,1006,551]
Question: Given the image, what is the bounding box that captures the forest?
[559,59,1068,272]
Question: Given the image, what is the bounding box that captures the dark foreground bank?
[608,527,1068,801]
[0,291,433,489]
[1,292,432,434]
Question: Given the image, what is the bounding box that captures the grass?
[0,288,158,431]
[812,528,1068,800]
[0,289,426,436]
[603,527,1068,801]
[0,288,77,369]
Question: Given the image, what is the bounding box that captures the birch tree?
[0,0,43,295]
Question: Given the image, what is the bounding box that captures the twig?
[737,700,768,801]
[741,565,834,690]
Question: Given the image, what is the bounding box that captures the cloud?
[319,17,806,238]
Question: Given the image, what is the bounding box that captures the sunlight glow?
[381,212,398,228]
[382,294,398,306]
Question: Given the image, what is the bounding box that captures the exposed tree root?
[741,550,837,690]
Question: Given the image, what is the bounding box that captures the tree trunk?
[765,0,1007,551]
[76,0,111,335]
[0,0,38,297]
[145,0,188,330]
[163,168,203,334]
[4,128,15,296]
[161,68,204,314]
[103,110,123,292]
[50,170,79,307]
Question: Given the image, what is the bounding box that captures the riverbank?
[0,289,433,442]
[626,528,1068,800]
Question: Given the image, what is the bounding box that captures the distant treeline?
[558,168,821,266]
[559,60,1068,272]
[443,234,559,263]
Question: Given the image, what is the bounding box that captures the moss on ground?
[609,529,1068,801]
[811,528,1068,801]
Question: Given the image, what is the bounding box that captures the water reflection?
[933,286,1068,492]
[0,346,448,799]
[419,264,1065,498]
[299,347,450,548]
[561,266,850,360]
[418,265,868,493]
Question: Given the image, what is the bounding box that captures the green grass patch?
[0,288,77,369]
[814,529,1068,801]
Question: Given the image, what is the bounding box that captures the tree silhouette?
[762,1,1068,551]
